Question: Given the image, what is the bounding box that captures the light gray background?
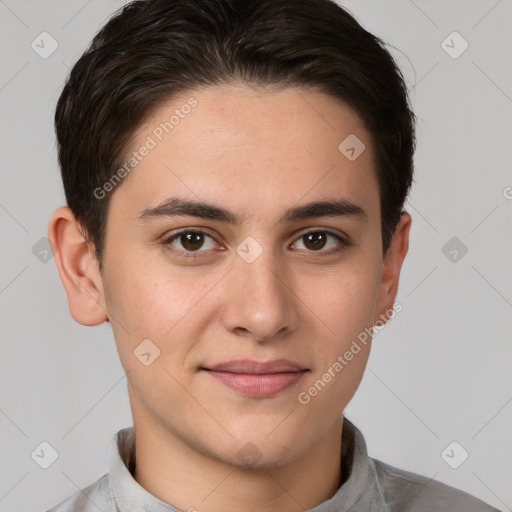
[0,1,511,511]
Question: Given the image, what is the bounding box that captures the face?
[62,84,409,468]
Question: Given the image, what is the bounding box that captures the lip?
[202,359,309,398]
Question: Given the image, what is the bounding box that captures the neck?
[132,416,343,511]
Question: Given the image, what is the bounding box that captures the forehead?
[110,84,379,222]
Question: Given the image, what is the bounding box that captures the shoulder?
[44,473,113,512]
[370,457,501,512]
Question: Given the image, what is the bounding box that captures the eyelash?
[162,228,351,259]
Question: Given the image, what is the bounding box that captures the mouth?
[201,359,309,398]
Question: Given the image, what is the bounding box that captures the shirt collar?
[108,416,373,512]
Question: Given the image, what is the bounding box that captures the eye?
[163,230,218,257]
[291,230,348,253]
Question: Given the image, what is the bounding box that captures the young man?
[46,0,499,510]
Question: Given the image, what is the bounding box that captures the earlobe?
[48,206,108,326]
[373,212,411,325]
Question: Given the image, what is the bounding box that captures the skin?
[48,84,411,511]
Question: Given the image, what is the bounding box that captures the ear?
[48,206,108,326]
[373,212,411,324]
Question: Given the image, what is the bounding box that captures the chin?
[223,441,302,470]
[218,426,309,470]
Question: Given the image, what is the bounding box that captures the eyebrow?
[137,197,367,225]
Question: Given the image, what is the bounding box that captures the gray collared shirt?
[46,417,500,511]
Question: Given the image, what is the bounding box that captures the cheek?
[296,271,376,419]
[299,252,381,413]
[101,255,201,372]
[308,257,382,343]
[105,248,204,333]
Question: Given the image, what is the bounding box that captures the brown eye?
[291,230,347,254]
[303,232,328,251]
[164,230,217,255]
[180,232,205,251]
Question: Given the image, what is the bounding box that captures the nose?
[220,251,299,342]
